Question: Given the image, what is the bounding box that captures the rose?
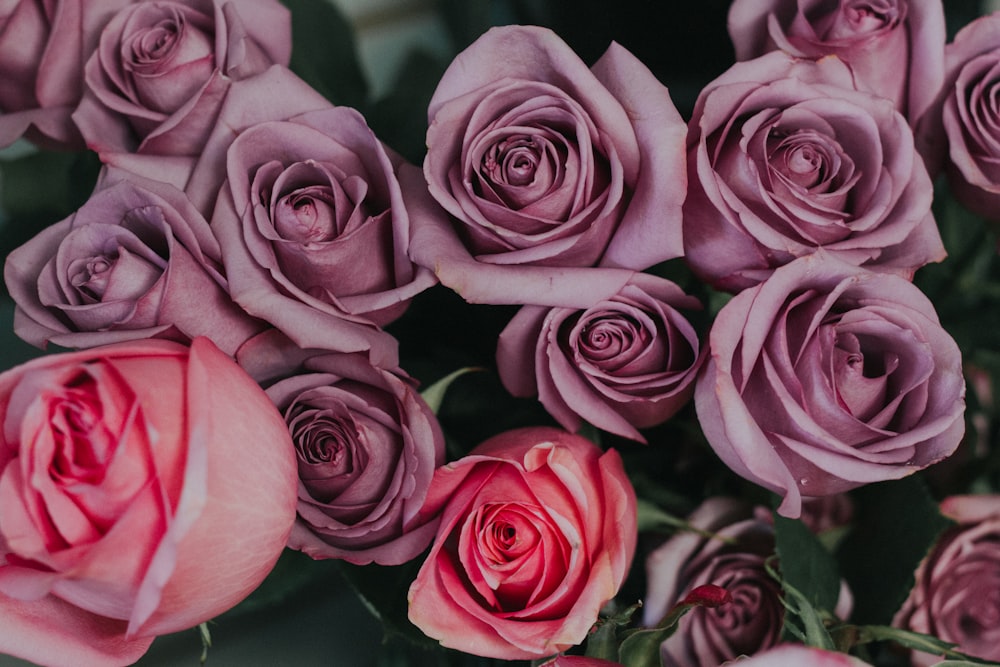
[497,271,704,442]
[732,645,875,667]
[695,253,965,519]
[683,52,945,293]
[408,24,686,305]
[72,0,291,157]
[894,494,1000,665]
[0,338,297,666]
[210,104,436,343]
[643,498,784,667]
[407,426,636,660]
[235,330,446,566]
[4,167,263,356]
[0,0,133,149]
[540,657,624,667]
[914,12,1000,221]
[727,0,946,124]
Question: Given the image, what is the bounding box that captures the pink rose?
[695,253,965,518]
[540,657,624,667]
[916,12,1000,221]
[894,494,1000,665]
[684,52,945,293]
[73,0,291,157]
[409,24,686,306]
[0,338,297,666]
[407,426,637,660]
[732,644,874,666]
[236,330,445,566]
[497,271,704,442]
[727,0,946,123]
[643,498,784,667]
[3,167,263,356]
[0,0,132,148]
[210,105,436,350]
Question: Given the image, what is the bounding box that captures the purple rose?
[240,331,446,566]
[209,105,435,365]
[497,271,703,442]
[684,52,945,293]
[0,0,134,149]
[73,0,291,157]
[727,0,946,124]
[3,167,262,356]
[915,12,1000,221]
[695,253,965,518]
[894,494,1000,665]
[409,25,686,306]
[643,498,784,667]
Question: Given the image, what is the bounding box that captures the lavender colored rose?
[643,498,784,667]
[695,253,965,518]
[409,24,686,306]
[3,167,262,356]
[683,52,945,293]
[73,0,291,157]
[894,494,1000,665]
[727,0,946,124]
[497,271,703,442]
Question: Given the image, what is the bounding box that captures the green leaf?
[773,512,841,613]
[764,557,835,650]
[419,367,482,414]
[836,476,953,625]
[584,602,640,661]
[853,625,1000,664]
[281,0,368,108]
[617,603,699,667]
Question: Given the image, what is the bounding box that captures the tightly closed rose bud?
[409,24,686,306]
[894,494,1000,665]
[0,338,297,666]
[695,253,965,518]
[408,427,637,661]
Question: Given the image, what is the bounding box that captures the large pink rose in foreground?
[894,494,1000,665]
[684,52,944,293]
[643,498,784,667]
[497,271,703,442]
[237,331,446,566]
[73,0,291,157]
[409,24,686,306]
[728,0,946,124]
[0,338,297,666]
[4,167,263,357]
[696,253,965,518]
[408,427,636,660]
[0,0,132,148]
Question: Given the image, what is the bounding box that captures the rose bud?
[727,0,946,124]
[408,426,637,660]
[683,52,945,293]
[695,253,965,518]
[73,0,291,157]
[497,271,704,442]
[409,24,686,306]
[0,338,297,666]
[894,494,1000,665]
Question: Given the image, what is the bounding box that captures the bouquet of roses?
[0,0,998,665]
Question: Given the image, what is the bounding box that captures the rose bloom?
[894,494,1000,665]
[733,644,874,667]
[497,271,703,442]
[727,0,946,124]
[73,0,291,157]
[0,0,132,148]
[540,657,624,667]
[208,106,434,366]
[683,52,944,293]
[235,330,445,566]
[409,24,686,306]
[4,167,263,356]
[695,253,965,518]
[0,338,297,666]
[915,11,1000,222]
[407,427,636,660]
[643,498,784,667]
